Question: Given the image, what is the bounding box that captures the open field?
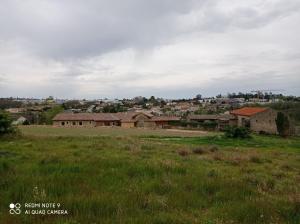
[0,126,300,223]
[20,126,212,137]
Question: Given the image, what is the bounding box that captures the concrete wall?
[249,109,278,134]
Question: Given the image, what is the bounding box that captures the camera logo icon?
[9,203,21,215]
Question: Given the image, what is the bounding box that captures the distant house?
[53,112,180,128]
[230,107,277,134]
[5,108,25,114]
[12,116,28,125]
[187,114,236,130]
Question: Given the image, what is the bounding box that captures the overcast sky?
[0,0,299,99]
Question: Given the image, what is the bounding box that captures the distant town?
[1,91,299,136]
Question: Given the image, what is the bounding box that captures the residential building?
[230,107,277,134]
[187,114,236,130]
[53,112,180,128]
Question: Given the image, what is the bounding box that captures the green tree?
[40,106,64,125]
[276,112,290,137]
[0,110,15,135]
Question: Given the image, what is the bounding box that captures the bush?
[202,120,218,130]
[0,111,16,136]
[224,126,250,138]
[192,147,205,154]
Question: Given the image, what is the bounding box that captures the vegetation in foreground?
[0,127,299,224]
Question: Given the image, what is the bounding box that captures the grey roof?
[188,114,235,121]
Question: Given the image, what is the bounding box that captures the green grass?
[19,126,212,137]
[0,126,299,223]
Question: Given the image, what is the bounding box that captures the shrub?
[224,126,250,138]
[192,147,205,154]
[0,110,16,136]
[202,120,218,130]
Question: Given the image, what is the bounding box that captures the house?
[53,112,180,128]
[5,108,26,114]
[187,114,236,130]
[12,116,28,125]
[230,107,277,134]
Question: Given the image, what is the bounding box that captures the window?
[67,122,69,124]
[61,122,65,126]
[72,122,76,125]
[79,121,82,126]
[256,120,258,123]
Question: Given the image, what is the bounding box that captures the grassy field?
[0,126,299,224]
[19,126,211,137]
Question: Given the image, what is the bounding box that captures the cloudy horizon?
[0,0,299,99]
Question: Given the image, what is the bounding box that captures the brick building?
[53,112,180,128]
[230,107,278,134]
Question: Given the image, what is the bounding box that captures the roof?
[53,113,96,121]
[188,114,236,121]
[115,112,153,122]
[93,113,119,121]
[218,114,236,121]
[230,107,268,117]
[152,116,180,121]
[188,115,219,120]
[53,112,154,122]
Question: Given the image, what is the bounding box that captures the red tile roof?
[230,107,268,117]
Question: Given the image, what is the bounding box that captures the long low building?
[187,114,237,130]
[53,112,180,128]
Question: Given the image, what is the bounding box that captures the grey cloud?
[194,0,300,32]
[0,0,199,59]
[0,0,299,98]
[1,0,299,60]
